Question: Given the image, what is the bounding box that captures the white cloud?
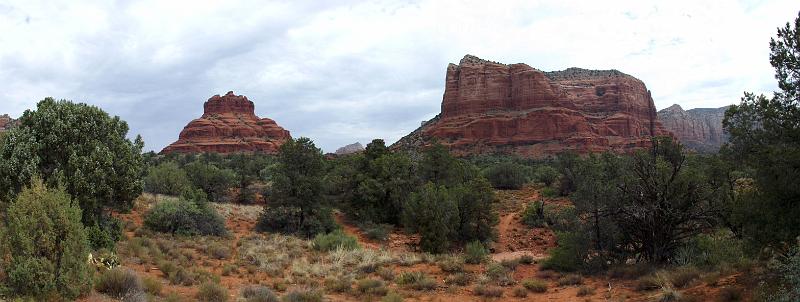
[0,0,797,152]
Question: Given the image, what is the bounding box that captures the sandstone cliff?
[0,114,17,133]
[393,55,672,157]
[658,104,728,153]
[161,91,291,154]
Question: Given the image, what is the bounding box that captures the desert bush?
[717,286,742,302]
[381,291,404,302]
[142,276,162,296]
[474,285,503,297]
[577,285,595,296]
[540,186,559,198]
[464,240,487,264]
[143,198,228,236]
[2,180,92,300]
[522,278,548,293]
[168,267,196,286]
[485,262,515,286]
[221,264,237,276]
[556,274,583,286]
[674,230,745,268]
[144,161,192,195]
[361,222,391,241]
[659,286,683,302]
[282,288,323,302]
[540,231,588,272]
[185,161,236,202]
[483,162,527,189]
[397,272,437,290]
[437,255,465,273]
[445,272,471,286]
[197,281,228,302]
[95,268,143,299]
[323,276,352,293]
[519,254,535,264]
[356,279,388,296]
[511,286,528,297]
[208,244,232,260]
[377,267,395,281]
[636,273,667,291]
[241,285,279,302]
[521,200,546,227]
[534,165,559,186]
[669,266,701,288]
[312,230,359,251]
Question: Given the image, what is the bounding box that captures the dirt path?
[490,188,552,262]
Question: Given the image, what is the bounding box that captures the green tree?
[451,176,497,243]
[403,183,459,253]
[144,161,192,196]
[257,137,335,237]
[722,11,800,247]
[184,161,236,202]
[483,162,527,189]
[534,165,559,187]
[1,180,92,299]
[0,98,143,248]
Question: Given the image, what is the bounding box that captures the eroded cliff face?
[161,91,291,154]
[658,104,728,153]
[0,114,17,134]
[393,55,672,157]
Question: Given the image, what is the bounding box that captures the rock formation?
[0,114,17,133]
[658,104,728,153]
[393,55,672,157]
[161,91,291,154]
[335,142,365,155]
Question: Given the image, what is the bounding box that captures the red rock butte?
[160,91,291,154]
[393,55,672,157]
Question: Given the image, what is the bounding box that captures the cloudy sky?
[0,0,797,152]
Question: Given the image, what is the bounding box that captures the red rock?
[393,55,672,157]
[0,114,17,133]
[161,91,291,154]
[658,104,728,152]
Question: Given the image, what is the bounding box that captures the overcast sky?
[0,1,797,152]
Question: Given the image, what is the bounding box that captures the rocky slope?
[335,142,365,155]
[0,114,17,133]
[658,104,728,153]
[393,55,671,157]
[161,91,291,154]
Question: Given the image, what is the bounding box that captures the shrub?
[474,285,503,297]
[522,279,548,293]
[540,186,559,198]
[402,183,459,254]
[2,180,92,299]
[221,264,237,276]
[282,288,323,302]
[437,255,465,273]
[540,231,588,272]
[534,165,559,186]
[464,241,488,264]
[143,198,228,236]
[312,230,359,251]
[142,276,162,296]
[377,267,395,281]
[674,230,745,268]
[483,162,527,189]
[669,266,701,288]
[323,276,352,293]
[362,222,391,241]
[556,274,583,286]
[256,206,337,238]
[356,279,388,296]
[208,244,232,260]
[485,262,515,286]
[717,286,742,302]
[519,254,535,265]
[241,285,279,302]
[659,287,683,302]
[522,201,546,227]
[144,161,192,195]
[636,273,666,291]
[95,268,143,299]
[445,273,471,286]
[397,272,436,290]
[577,285,595,296]
[197,281,228,302]
[381,291,404,302]
[512,286,528,297]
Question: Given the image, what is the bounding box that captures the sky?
[0,0,797,153]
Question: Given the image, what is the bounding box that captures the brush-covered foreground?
[76,188,753,302]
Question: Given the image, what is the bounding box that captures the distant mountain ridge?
[657,104,729,153]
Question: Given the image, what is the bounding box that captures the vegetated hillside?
[658,104,729,153]
[392,54,671,158]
